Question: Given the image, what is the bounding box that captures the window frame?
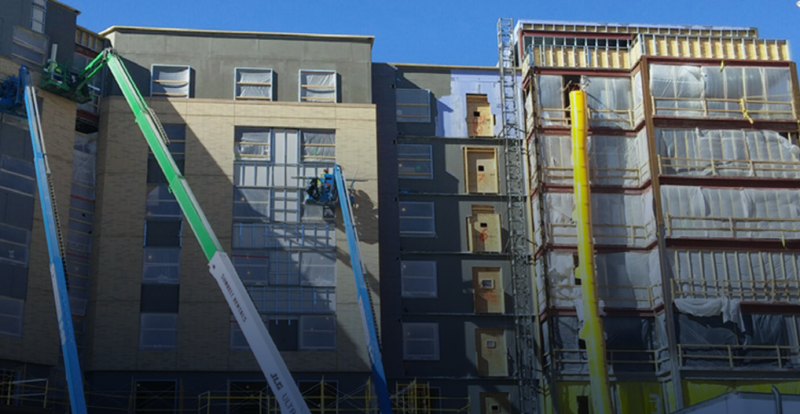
[234,67,274,101]
[150,64,191,98]
[402,322,440,361]
[399,201,436,238]
[0,295,24,337]
[396,88,431,123]
[298,69,337,103]
[138,312,178,350]
[31,0,47,34]
[299,315,337,351]
[397,144,433,180]
[401,261,438,298]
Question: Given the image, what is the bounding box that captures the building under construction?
[0,1,799,413]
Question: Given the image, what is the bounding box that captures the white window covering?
[235,128,271,160]
[142,247,180,284]
[301,131,335,162]
[139,313,178,349]
[401,261,437,298]
[545,191,656,247]
[232,251,269,285]
[403,323,439,360]
[537,131,649,187]
[151,65,190,98]
[396,89,431,123]
[233,188,271,221]
[0,295,24,337]
[583,76,633,128]
[248,285,335,314]
[11,25,46,67]
[299,315,336,351]
[299,252,336,287]
[668,249,800,303]
[145,185,181,219]
[661,186,800,239]
[399,202,435,237]
[398,144,433,179]
[656,128,800,179]
[0,155,35,196]
[0,223,30,266]
[235,68,273,100]
[232,223,335,250]
[545,250,662,309]
[31,0,46,33]
[299,70,337,103]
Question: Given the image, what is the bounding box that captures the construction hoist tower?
[496,18,537,414]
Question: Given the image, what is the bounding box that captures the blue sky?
[68,0,800,67]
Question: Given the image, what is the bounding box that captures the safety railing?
[658,155,800,179]
[247,285,336,315]
[664,215,800,239]
[536,106,637,129]
[544,347,670,372]
[549,284,663,309]
[539,164,649,187]
[549,220,657,247]
[2,378,49,408]
[632,34,791,62]
[672,278,800,303]
[651,96,795,120]
[678,344,800,369]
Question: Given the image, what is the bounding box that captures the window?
[233,188,271,221]
[142,248,180,284]
[11,25,47,67]
[134,380,177,413]
[0,223,30,266]
[139,313,177,349]
[299,315,336,351]
[399,202,435,237]
[145,186,181,219]
[0,295,24,337]
[403,323,439,360]
[235,128,271,160]
[151,65,190,98]
[144,220,182,247]
[147,125,185,184]
[396,89,431,123]
[31,0,46,34]
[299,70,336,103]
[398,144,433,179]
[235,68,273,101]
[232,251,269,285]
[401,261,437,298]
[301,130,335,162]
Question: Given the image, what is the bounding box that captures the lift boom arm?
[332,165,392,414]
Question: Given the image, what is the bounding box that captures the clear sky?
[68,0,800,67]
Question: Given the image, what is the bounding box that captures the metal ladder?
[497,18,537,414]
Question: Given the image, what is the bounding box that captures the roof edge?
[98,26,375,45]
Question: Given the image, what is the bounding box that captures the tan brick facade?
[89,97,378,373]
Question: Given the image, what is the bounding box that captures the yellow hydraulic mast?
[569,90,614,414]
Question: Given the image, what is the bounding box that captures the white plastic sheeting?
[675,298,744,328]
[139,312,177,349]
[233,188,270,221]
[544,190,656,247]
[235,68,273,100]
[301,130,335,162]
[537,130,650,187]
[656,128,800,179]
[232,223,335,250]
[396,89,431,123]
[583,76,633,128]
[537,75,567,126]
[650,64,794,120]
[142,247,181,284]
[235,128,271,160]
[661,186,800,239]
[67,133,98,316]
[146,185,181,219]
[633,71,644,124]
[667,249,800,303]
[151,65,190,98]
[300,70,336,102]
[299,315,337,350]
[545,249,662,309]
